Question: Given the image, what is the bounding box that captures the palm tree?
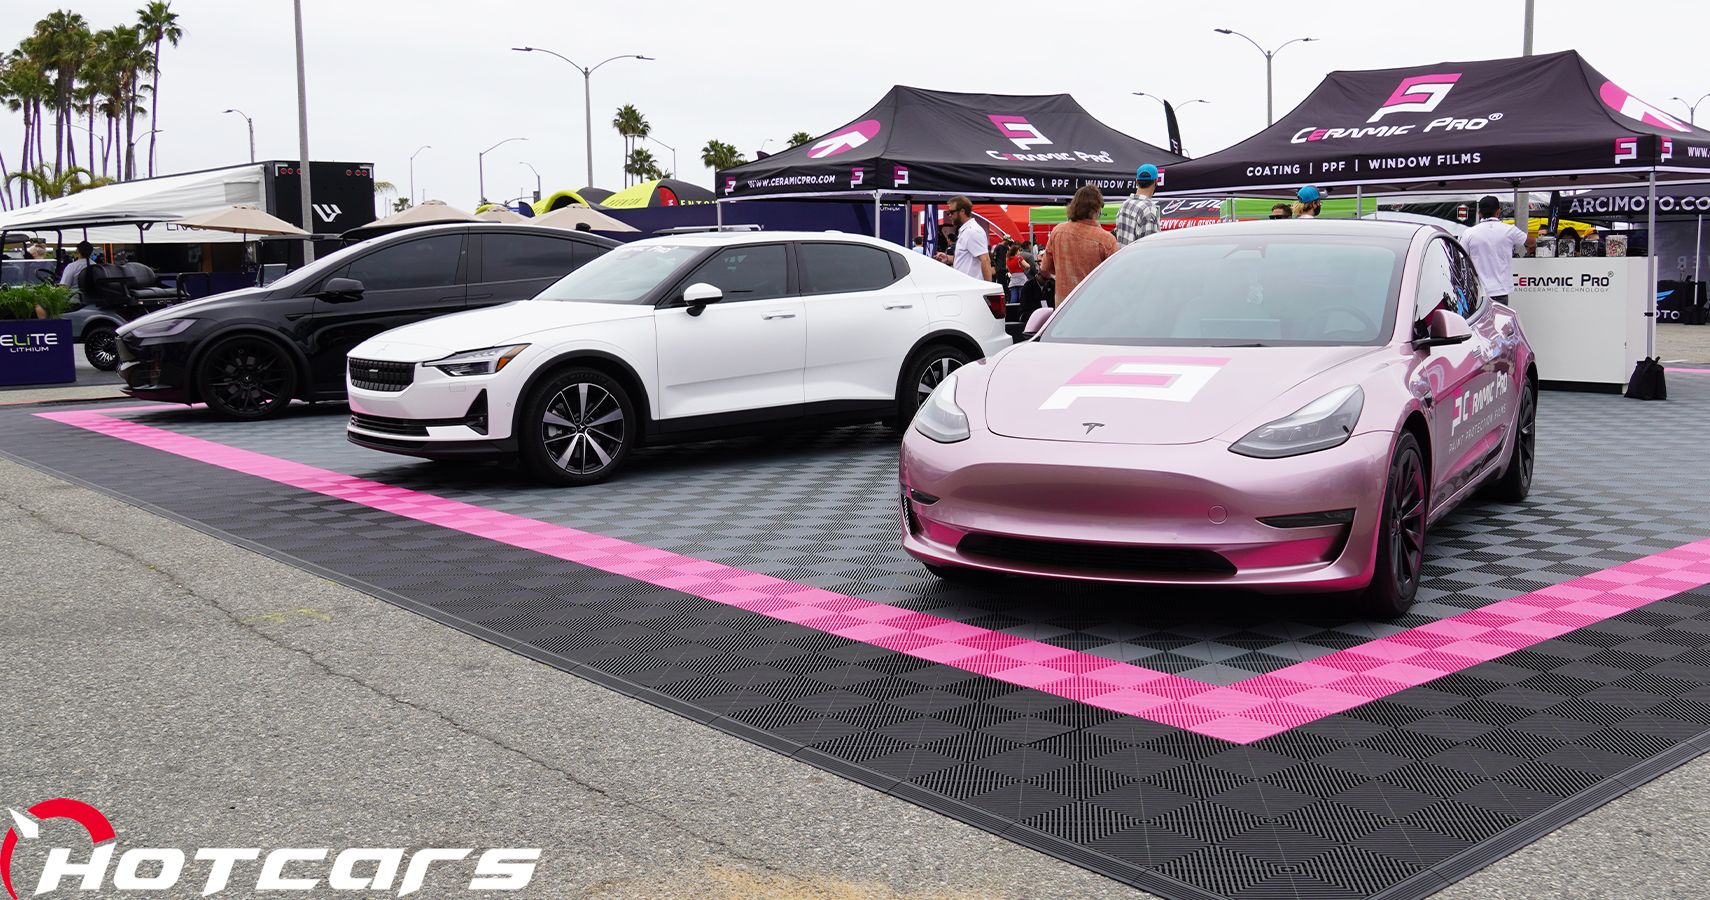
[2,53,52,204]
[788,131,814,147]
[624,148,659,184]
[6,164,111,200]
[611,104,649,187]
[700,140,745,172]
[137,1,181,177]
[99,25,151,180]
[30,10,91,176]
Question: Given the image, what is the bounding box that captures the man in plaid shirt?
[1114,164,1162,246]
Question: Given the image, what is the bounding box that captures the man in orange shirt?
[1040,185,1118,305]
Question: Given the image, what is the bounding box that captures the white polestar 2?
[346,231,1011,484]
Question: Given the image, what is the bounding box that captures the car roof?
[625,230,900,249]
[354,221,620,245]
[1149,219,1434,241]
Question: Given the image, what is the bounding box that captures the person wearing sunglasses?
[1269,203,1292,220]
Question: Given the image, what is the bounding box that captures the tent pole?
[874,191,882,239]
[716,198,723,231]
[1695,213,1702,287]
[1355,185,1363,218]
[1648,170,1658,358]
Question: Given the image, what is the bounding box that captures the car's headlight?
[425,344,529,377]
[912,372,970,443]
[126,317,196,338]
[1231,386,1364,459]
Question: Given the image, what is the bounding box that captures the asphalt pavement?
[3,449,1709,898]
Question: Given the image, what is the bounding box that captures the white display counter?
[1503,257,1650,388]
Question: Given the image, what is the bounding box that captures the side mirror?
[682,282,723,317]
[1021,307,1054,339]
[1413,308,1472,349]
[316,277,365,302]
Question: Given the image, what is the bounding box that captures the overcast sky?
[1,0,1703,209]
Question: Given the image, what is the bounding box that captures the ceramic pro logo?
[1599,81,1690,132]
[987,115,1051,149]
[1368,73,1462,122]
[2,798,537,896]
[807,119,881,158]
[1041,356,1228,408]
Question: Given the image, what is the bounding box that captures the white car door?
[653,242,805,420]
[797,241,928,403]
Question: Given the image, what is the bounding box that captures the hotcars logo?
[1,799,538,897]
[1041,356,1228,408]
[1368,73,1462,122]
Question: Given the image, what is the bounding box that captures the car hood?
[982,341,1380,445]
[350,300,653,361]
[118,286,269,334]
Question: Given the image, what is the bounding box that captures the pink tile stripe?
[36,407,1710,744]
[1670,367,1710,375]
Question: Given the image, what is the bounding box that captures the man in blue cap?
[1293,185,1323,219]
[1114,164,1162,246]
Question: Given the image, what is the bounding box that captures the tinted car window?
[1043,235,1407,347]
[1445,241,1484,318]
[480,234,588,283]
[799,243,899,294]
[1414,240,1456,323]
[678,244,789,303]
[343,235,462,291]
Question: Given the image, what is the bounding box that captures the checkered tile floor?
[4,378,1710,900]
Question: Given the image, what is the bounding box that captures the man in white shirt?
[932,196,991,281]
[58,241,95,287]
[1463,195,1529,303]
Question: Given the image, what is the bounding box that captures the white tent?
[0,164,266,244]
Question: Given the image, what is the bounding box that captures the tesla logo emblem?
[1368,73,1462,122]
[1082,422,1104,434]
[311,203,342,223]
[1041,356,1229,409]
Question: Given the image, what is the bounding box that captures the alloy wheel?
[1388,448,1427,597]
[205,341,289,415]
[1517,389,1536,488]
[542,382,626,475]
[84,330,118,370]
[916,356,963,408]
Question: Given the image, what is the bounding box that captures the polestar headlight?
[126,317,197,338]
[912,372,970,443]
[426,344,529,377]
[1231,386,1364,459]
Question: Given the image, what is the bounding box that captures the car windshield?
[534,243,702,304]
[1041,234,1408,347]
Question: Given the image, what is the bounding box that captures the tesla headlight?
[1231,386,1364,459]
[426,344,529,377]
[913,372,970,443]
[127,317,196,338]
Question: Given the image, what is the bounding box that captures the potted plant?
[0,282,77,385]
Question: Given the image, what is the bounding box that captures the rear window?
[479,234,598,283]
[1043,235,1408,347]
[798,243,900,294]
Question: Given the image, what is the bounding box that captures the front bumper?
[116,334,194,403]
[899,428,1395,592]
[346,358,524,457]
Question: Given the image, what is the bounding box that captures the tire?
[895,343,970,428]
[196,335,298,420]
[1359,431,1429,619]
[1485,381,1536,502]
[519,367,636,486]
[83,326,119,371]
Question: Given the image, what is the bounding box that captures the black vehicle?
[116,223,618,419]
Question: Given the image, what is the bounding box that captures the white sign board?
[1504,258,1649,387]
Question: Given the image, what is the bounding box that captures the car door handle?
[883,303,914,310]
[762,312,796,320]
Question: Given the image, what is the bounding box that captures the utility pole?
[292,0,315,262]
[1515,0,1536,244]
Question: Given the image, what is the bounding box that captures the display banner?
[0,318,73,386]
[1504,258,1649,386]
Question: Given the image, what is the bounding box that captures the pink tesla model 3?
[899,220,1537,617]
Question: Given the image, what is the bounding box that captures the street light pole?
[477,136,526,203]
[1523,0,1535,55]
[512,47,653,188]
[1672,94,1710,127]
[520,161,542,200]
[222,109,254,163]
[646,136,676,177]
[292,0,315,262]
[408,144,430,206]
[1213,29,1316,126]
[1131,93,1207,152]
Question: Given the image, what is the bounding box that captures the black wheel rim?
[542,382,625,475]
[1517,389,1536,488]
[1388,448,1427,596]
[206,341,288,414]
[87,332,117,369]
[915,357,963,408]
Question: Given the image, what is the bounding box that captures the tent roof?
[718,85,1184,202]
[601,179,716,209]
[0,164,265,243]
[1159,50,1710,197]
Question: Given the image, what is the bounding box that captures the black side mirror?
[316,277,365,302]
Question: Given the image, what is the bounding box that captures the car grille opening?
[957,533,1236,575]
[348,413,429,436]
[348,357,415,392]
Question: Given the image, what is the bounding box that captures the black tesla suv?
[116,222,618,419]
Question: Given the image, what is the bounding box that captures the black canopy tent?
[714,85,1184,243]
[1158,50,1710,360]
